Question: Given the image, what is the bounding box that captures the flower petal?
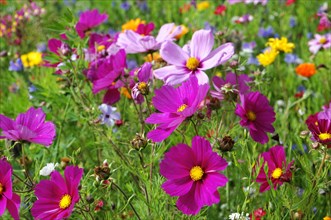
[190,29,214,60]
[160,41,189,66]
[201,43,234,70]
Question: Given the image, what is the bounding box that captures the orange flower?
[295,63,316,78]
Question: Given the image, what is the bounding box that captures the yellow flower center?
[271,168,282,179]
[186,57,200,71]
[59,194,72,209]
[190,166,204,181]
[138,82,147,91]
[0,183,4,195]
[97,45,105,52]
[319,133,331,141]
[177,104,188,112]
[319,37,327,44]
[246,110,256,121]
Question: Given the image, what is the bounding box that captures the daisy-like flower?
[0,159,20,220]
[75,9,108,38]
[154,29,234,85]
[211,72,251,101]
[98,104,121,127]
[235,91,276,144]
[308,33,331,54]
[256,146,294,192]
[160,136,228,215]
[31,166,83,219]
[256,48,279,67]
[20,51,43,68]
[295,63,316,78]
[0,107,56,147]
[145,77,209,142]
[266,37,295,53]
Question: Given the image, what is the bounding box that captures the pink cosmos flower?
[31,166,83,220]
[211,72,251,101]
[131,62,153,104]
[256,146,294,192]
[235,91,276,144]
[317,14,331,32]
[0,159,20,220]
[145,77,209,142]
[117,23,182,54]
[160,136,228,215]
[308,33,331,54]
[154,29,234,85]
[75,9,108,38]
[0,107,56,147]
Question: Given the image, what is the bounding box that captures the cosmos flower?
[160,136,228,215]
[308,33,331,54]
[0,107,56,147]
[0,159,20,220]
[31,166,83,219]
[257,48,279,67]
[295,63,316,78]
[211,72,251,101]
[235,91,276,144]
[131,62,153,104]
[145,77,209,142]
[117,23,182,54]
[154,29,234,85]
[266,37,295,53]
[256,146,294,192]
[75,9,108,38]
[98,104,121,127]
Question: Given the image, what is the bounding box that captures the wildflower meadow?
[1,0,331,219]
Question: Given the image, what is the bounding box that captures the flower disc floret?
[190,166,204,181]
[271,168,282,179]
[59,194,72,209]
[319,132,331,141]
[186,57,200,70]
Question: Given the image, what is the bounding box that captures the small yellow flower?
[266,37,295,53]
[257,48,279,67]
[20,51,43,68]
[121,87,132,99]
[175,25,189,40]
[197,1,210,11]
[121,18,145,32]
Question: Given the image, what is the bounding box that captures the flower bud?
[299,130,309,138]
[131,134,148,150]
[218,136,235,152]
[94,166,111,181]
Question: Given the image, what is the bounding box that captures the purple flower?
[284,53,302,64]
[31,166,83,219]
[131,62,153,104]
[120,1,131,10]
[8,59,23,72]
[289,16,297,28]
[0,107,56,147]
[98,104,121,127]
[145,77,209,142]
[242,41,256,53]
[308,33,331,54]
[258,26,275,38]
[117,23,182,54]
[204,22,216,34]
[160,136,228,215]
[75,9,108,38]
[235,91,276,144]
[211,72,251,101]
[247,56,260,65]
[256,146,294,192]
[0,159,20,220]
[154,29,234,85]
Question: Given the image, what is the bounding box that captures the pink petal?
[194,70,209,85]
[6,193,20,220]
[160,41,188,66]
[176,184,201,215]
[34,180,63,201]
[162,176,193,196]
[0,114,15,131]
[0,196,7,216]
[190,30,214,60]
[201,43,234,70]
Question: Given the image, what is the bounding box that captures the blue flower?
[98,104,121,127]
[120,1,131,11]
[284,53,302,64]
[9,59,23,72]
[289,16,297,28]
[258,26,275,38]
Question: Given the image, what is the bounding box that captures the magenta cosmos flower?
[154,29,234,85]
[0,107,56,147]
[308,33,331,54]
[0,159,20,220]
[145,77,209,142]
[235,91,275,144]
[160,136,228,215]
[31,166,83,220]
[256,146,294,192]
[75,9,108,38]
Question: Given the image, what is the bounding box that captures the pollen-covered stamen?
[177,104,188,112]
[319,37,327,44]
[137,82,149,95]
[319,132,331,141]
[190,166,204,181]
[59,194,72,209]
[271,168,282,179]
[97,45,105,52]
[0,183,4,195]
[246,110,256,121]
[186,57,200,71]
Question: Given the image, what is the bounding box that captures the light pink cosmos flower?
[308,33,331,54]
[0,159,20,220]
[116,23,182,54]
[154,29,234,85]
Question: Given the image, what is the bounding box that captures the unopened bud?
[293,210,304,220]
[299,130,309,138]
[230,60,239,68]
[94,166,111,181]
[218,136,235,152]
[86,195,94,204]
[60,157,71,168]
[60,43,72,56]
[131,134,148,150]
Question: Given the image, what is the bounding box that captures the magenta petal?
[190,30,214,60]
[195,173,224,206]
[64,166,84,201]
[6,193,20,220]
[15,107,45,131]
[192,136,213,165]
[201,43,234,70]
[152,86,181,112]
[103,88,121,105]
[205,152,228,172]
[50,170,67,192]
[176,184,201,215]
[0,114,16,131]
[162,176,193,196]
[147,126,178,142]
[31,199,62,219]
[145,113,177,124]
[0,196,7,216]
[34,180,63,201]
[160,41,189,66]
[48,38,62,55]
[250,128,269,144]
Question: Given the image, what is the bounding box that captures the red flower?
[250,208,267,220]
[214,5,226,15]
[285,0,295,6]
